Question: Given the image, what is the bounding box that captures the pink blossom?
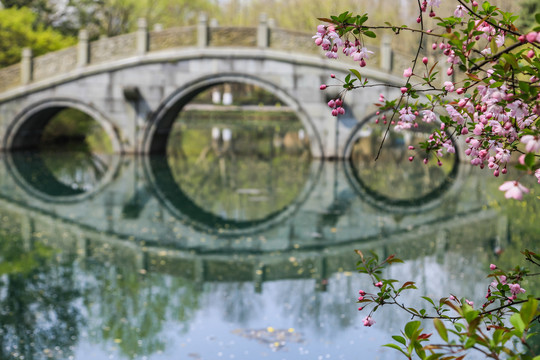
[374,281,383,288]
[465,299,474,307]
[422,109,436,123]
[363,316,375,327]
[526,32,538,43]
[490,275,507,288]
[444,81,455,92]
[521,135,540,153]
[427,0,441,7]
[509,283,526,295]
[535,169,540,184]
[495,34,505,47]
[403,67,413,77]
[422,57,428,64]
[498,181,530,200]
[454,5,466,18]
[490,264,497,270]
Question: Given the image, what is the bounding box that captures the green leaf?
[520,297,538,326]
[464,337,476,349]
[536,13,540,24]
[501,53,518,69]
[510,312,525,336]
[525,152,536,169]
[363,30,376,38]
[404,321,421,339]
[519,81,530,93]
[383,343,408,357]
[392,335,406,345]
[433,318,448,342]
[349,68,362,82]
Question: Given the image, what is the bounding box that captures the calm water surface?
[0,116,538,360]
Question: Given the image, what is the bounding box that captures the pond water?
[0,112,538,360]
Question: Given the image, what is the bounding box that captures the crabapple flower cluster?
[354,250,539,360]
[316,1,540,198]
[313,22,373,67]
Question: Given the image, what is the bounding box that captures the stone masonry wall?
[149,26,197,52]
[0,64,21,92]
[33,47,78,82]
[90,33,137,65]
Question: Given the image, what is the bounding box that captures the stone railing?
[0,14,413,93]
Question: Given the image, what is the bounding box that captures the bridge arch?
[3,98,123,153]
[342,109,466,213]
[142,72,324,156]
[143,157,322,238]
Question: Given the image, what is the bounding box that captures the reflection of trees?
[166,114,311,222]
[83,261,202,359]
[40,150,110,191]
[0,222,81,360]
[351,125,455,200]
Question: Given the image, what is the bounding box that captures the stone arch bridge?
[0,16,421,158]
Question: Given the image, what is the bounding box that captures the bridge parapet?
[148,26,197,52]
[33,47,78,82]
[0,63,20,91]
[0,16,408,94]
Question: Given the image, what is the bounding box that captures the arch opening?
[7,103,120,200]
[345,113,460,209]
[145,79,319,232]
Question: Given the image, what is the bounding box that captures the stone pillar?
[137,18,148,55]
[198,13,209,47]
[380,35,393,72]
[222,83,233,105]
[254,263,265,293]
[77,29,89,67]
[21,48,33,85]
[257,13,269,48]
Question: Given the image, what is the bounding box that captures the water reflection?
[0,217,81,360]
[0,145,529,359]
[164,110,311,224]
[348,122,459,209]
[7,150,118,202]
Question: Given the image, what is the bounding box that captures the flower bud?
[526,32,538,43]
[422,57,428,65]
[320,84,327,90]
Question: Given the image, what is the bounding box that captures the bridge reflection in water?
[0,145,508,359]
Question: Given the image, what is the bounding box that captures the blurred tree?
[0,6,75,67]
[518,0,540,30]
